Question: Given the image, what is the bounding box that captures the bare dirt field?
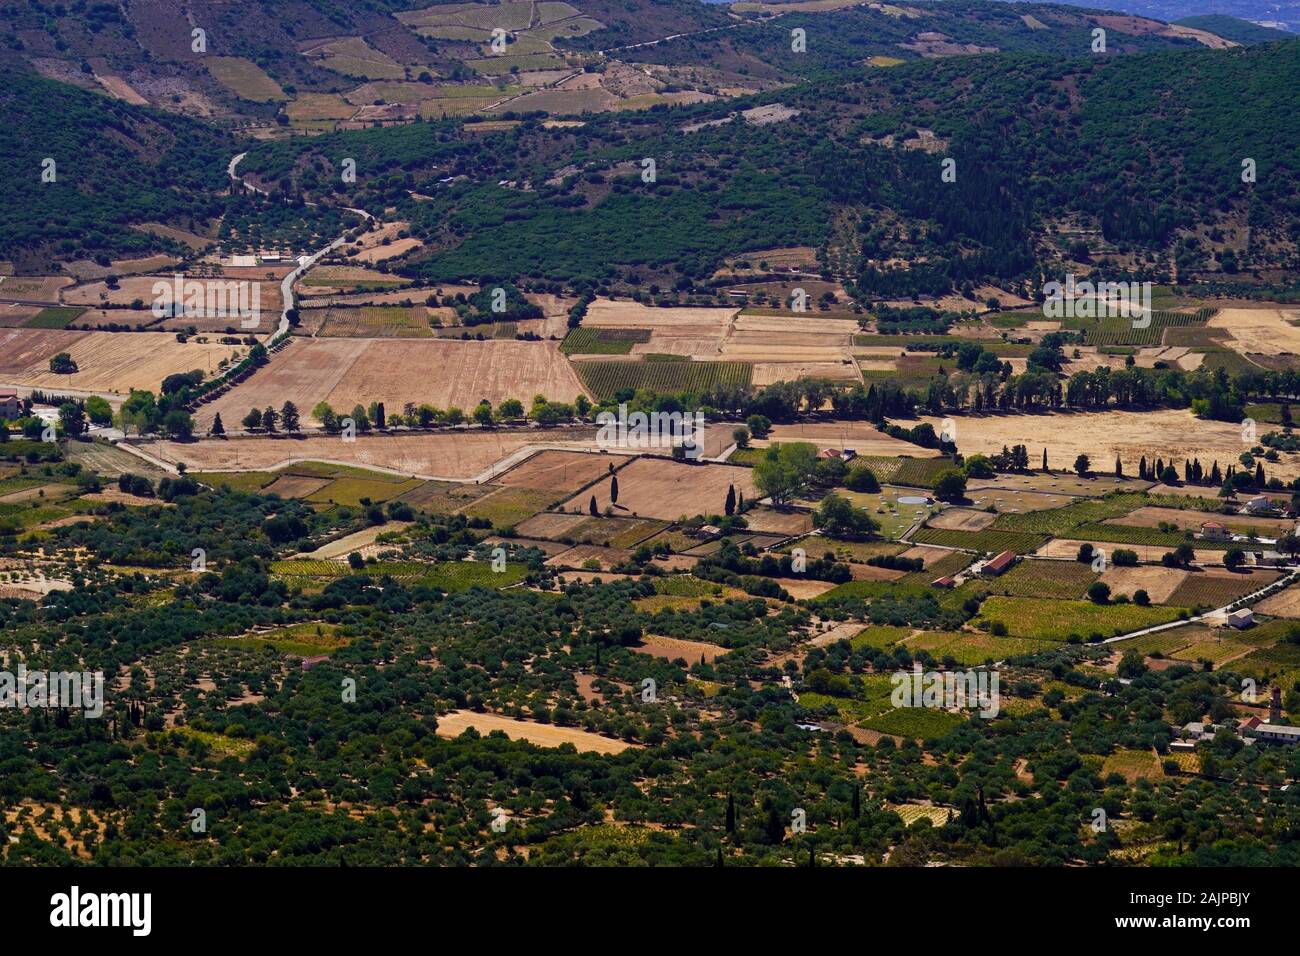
[262,474,333,498]
[911,409,1300,482]
[298,521,414,559]
[1035,539,1227,565]
[322,339,590,411]
[135,429,604,480]
[1099,564,1189,604]
[1105,506,1296,535]
[1254,585,1300,619]
[759,422,943,456]
[0,329,241,395]
[632,634,729,663]
[495,449,629,492]
[546,544,632,571]
[584,299,735,331]
[514,511,589,539]
[62,276,282,314]
[928,507,998,531]
[752,361,861,385]
[434,709,634,754]
[742,506,813,535]
[1206,308,1300,356]
[562,458,757,520]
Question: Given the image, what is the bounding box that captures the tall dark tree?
[725,484,736,516]
[280,401,300,434]
[210,412,225,438]
[1042,448,1048,472]
[610,475,619,504]
[589,495,598,517]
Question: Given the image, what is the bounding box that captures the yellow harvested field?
[760,421,943,456]
[353,237,422,263]
[1035,538,1227,566]
[198,339,587,430]
[434,709,634,754]
[1254,585,1300,619]
[1206,308,1300,356]
[632,634,729,663]
[63,275,282,313]
[753,361,860,385]
[912,409,1300,481]
[322,339,590,410]
[584,300,735,330]
[561,457,757,520]
[1099,565,1188,604]
[137,429,604,481]
[0,329,240,395]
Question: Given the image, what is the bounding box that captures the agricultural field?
[0,328,241,395]
[495,450,629,492]
[574,360,751,402]
[976,596,1185,641]
[196,339,588,432]
[457,486,559,529]
[832,486,936,539]
[301,37,407,80]
[1164,571,1277,609]
[434,710,633,755]
[140,429,604,481]
[310,307,434,338]
[761,423,944,460]
[205,57,287,102]
[561,458,756,521]
[272,558,529,591]
[909,409,1300,483]
[911,527,1048,554]
[560,327,650,355]
[1101,749,1164,783]
[983,560,1098,599]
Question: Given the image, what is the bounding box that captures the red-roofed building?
[1199,521,1230,541]
[0,390,19,420]
[931,576,955,589]
[981,550,1017,576]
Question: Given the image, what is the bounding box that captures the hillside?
[234,37,1300,298]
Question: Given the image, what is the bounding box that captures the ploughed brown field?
[495,449,631,492]
[562,457,758,521]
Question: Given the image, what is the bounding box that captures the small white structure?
[1245,495,1272,514]
[1226,608,1254,629]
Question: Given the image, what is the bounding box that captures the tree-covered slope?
[0,67,233,267]
[236,37,1300,295]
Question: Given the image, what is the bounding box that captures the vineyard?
[574,359,752,400]
[560,327,651,355]
[849,454,955,487]
[1065,308,1216,347]
[910,527,1048,554]
[1164,572,1274,609]
[990,494,1145,535]
[982,559,1097,599]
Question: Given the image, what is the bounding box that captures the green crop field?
[990,494,1145,535]
[560,327,650,355]
[459,487,557,529]
[575,360,752,400]
[976,596,1184,641]
[271,559,528,590]
[1064,308,1214,347]
[307,477,425,507]
[905,629,1055,665]
[846,455,955,487]
[25,307,85,329]
[983,559,1097,599]
[911,527,1048,554]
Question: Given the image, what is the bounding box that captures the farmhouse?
[1244,495,1273,514]
[981,550,1017,576]
[931,575,955,588]
[0,390,20,420]
[1199,521,1230,541]
[1241,716,1300,745]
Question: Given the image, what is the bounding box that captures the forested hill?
[235,38,1300,297]
[0,68,233,269]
